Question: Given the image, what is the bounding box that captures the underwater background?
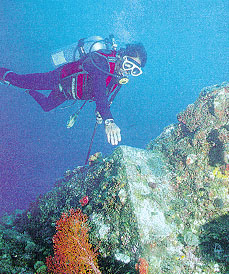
[0,0,228,216]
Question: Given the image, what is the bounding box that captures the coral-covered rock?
[0,83,228,273]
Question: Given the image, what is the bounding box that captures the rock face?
[0,84,228,274]
[146,84,228,273]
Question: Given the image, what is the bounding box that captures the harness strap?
[59,70,88,100]
[89,51,119,79]
[60,51,122,102]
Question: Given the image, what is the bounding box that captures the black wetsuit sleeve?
[83,52,113,121]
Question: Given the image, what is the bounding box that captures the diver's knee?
[42,106,52,112]
[41,104,54,112]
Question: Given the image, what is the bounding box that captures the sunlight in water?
[111,0,145,44]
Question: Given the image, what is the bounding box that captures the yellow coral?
[212,167,228,180]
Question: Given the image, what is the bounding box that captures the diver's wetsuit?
[3,50,117,121]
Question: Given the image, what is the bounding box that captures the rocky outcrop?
[0,84,228,273]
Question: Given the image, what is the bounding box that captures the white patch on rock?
[118,188,128,204]
[91,213,110,239]
[114,251,131,263]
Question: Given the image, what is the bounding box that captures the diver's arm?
[83,52,113,120]
[83,52,121,145]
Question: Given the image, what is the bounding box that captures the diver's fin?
[0,69,13,85]
[66,101,87,128]
[67,113,78,128]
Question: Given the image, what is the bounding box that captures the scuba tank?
[51,36,107,67]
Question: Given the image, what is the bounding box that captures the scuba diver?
[0,35,147,146]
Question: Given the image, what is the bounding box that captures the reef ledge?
[0,83,228,273]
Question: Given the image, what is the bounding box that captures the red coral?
[46,208,101,274]
[80,196,89,206]
[135,258,149,274]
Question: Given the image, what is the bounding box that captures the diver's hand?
[105,119,121,145]
[96,111,103,124]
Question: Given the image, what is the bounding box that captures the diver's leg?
[29,88,67,112]
[1,67,67,111]
[0,67,61,90]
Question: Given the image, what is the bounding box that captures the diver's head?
[123,43,147,67]
[118,43,147,77]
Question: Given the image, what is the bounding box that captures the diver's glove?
[105,119,121,145]
[96,111,103,124]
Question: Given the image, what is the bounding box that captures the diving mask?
[122,56,142,77]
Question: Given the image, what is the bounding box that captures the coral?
[135,258,149,274]
[89,152,103,166]
[34,261,47,273]
[79,195,89,206]
[1,83,228,273]
[212,167,228,180]
[36,265,47,274]
[46,208,101,274]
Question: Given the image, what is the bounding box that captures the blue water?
[0,0,228,216]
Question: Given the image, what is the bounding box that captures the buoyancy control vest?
[59,50,120,101]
